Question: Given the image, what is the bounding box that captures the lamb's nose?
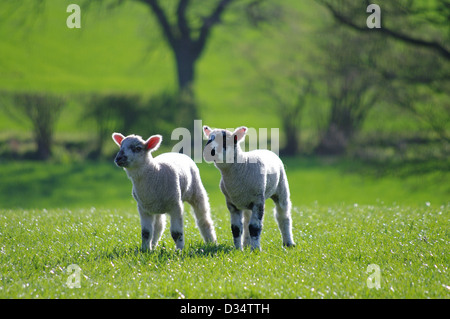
[115,154,127,166]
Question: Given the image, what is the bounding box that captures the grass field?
[0,205,448,298]
[0,158,448,299]
[0,0,448,300]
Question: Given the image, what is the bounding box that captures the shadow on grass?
[0,160,131,209]
[100,242,235,263]
[283,156,450,179]
[2,157,448,209]
[342,158,450,178]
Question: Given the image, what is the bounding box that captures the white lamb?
[112,132,216,251]
[203,125,295,251]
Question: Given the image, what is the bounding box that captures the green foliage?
[82,93,143,158]
[0,91,67,160]
[0,0,448,158]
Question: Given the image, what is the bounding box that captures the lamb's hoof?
[283,242,296,248]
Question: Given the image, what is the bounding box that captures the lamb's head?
[203,125,247,163]
[112,132,162,168]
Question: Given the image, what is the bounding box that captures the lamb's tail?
[190,179,217,244]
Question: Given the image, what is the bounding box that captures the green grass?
[0,158,448,298]
[1,157,448,210]
[0,205,448,298]
[0,0,449,299]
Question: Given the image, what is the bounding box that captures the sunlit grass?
[0,157,448,298]
[0,0,448,300]
[0,204,448,298]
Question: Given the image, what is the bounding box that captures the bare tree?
[316,0,450,60]
[259,74,314,156]
[138,0,235,95]
[317,0,450,147]
[314,27,384,155]
[9,92,66,160]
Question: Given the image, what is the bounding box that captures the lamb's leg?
[169,202,185,250]
[152,214,166,248]
[249,202,265,251]
[227,201,243,250]
[189,189,217,244]
[243,210,251,248]
[273,195,295,247]
[138,207,154,252]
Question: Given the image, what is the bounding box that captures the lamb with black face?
[203,130,238,163]
[202,125,296,251]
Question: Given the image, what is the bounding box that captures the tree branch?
[177,0,191,38]
[139,0,176,49]
[320,1,450,60]
[195,0,234,56]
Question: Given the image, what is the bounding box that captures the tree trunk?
[143,0,235,130]
[314,97,362,156]
[36,132,52,160]
[315,123,351,156]
[173,44,199,129]
[175,47,196,93]
[280,116,300,156]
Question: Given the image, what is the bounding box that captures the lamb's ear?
[233,126,248,143]
[145,135,162,152]
[203,125,212,138]
[112,132,125,147]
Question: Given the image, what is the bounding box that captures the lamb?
[203,125,295,251]
[112,132,216,251]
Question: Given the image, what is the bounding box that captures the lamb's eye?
[135,146,143,152]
